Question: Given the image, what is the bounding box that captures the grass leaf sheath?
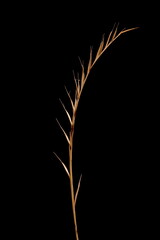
[54,23,138,240]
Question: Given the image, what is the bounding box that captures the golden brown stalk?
[54,23,138,240]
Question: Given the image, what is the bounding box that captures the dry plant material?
[54,23,138,240]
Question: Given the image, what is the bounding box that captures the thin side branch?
[56,118,71,145]
[87,46,93,75]
[53,152,70,178]
[75,174,82,206]
[59,98,72,124]
[64,86,75,111]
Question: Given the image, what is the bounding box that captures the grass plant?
[53,23,138,240]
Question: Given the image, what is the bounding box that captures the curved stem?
[57,24,138,240]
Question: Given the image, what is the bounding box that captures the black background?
[3,1,159,239]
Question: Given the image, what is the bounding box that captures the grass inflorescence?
[53,23,138,240]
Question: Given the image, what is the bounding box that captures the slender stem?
[69,107,79,240]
